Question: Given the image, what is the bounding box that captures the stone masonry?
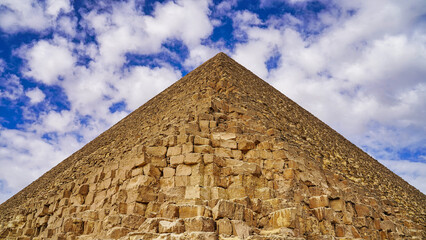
[0,53,424,239]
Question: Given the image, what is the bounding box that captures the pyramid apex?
[212,52,231,61]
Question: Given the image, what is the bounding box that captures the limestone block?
[232,220,251,239]
[238,140,255,151]
[118,202,127,214]
[159,204,179,218]
[128,202,147,215]
[330,199,344,212]
[283,168,294,180]
[107,227,130,239]
[182,143,194,154]
[335,224,345,237]
[219,140,238,149]
[211,187,228,200]
[217,218,233,235]
[122,215,146,229]
[163,167,175,178]
[199,120,210,132]
[179,205,210,218]
[354,204,371,217]
[272,150,287,159]
[170,155,184,166]
[167,146,182,156]
[175,176,190,186]
[255,187,273,200]
[212,200,235,220]
[176,164,192,176]
[143,164,161,179]
[212,132,236,141]
[227,186,246,199]
[185,186,210,200]
[147,146,167,157]
[380,220,396,232]
[232,163,261,176]
[215,147,233,158]
[177,134,189,144]
[150,156,167,167]
[158,220,185,233]
[184,153,203,165]
[126,153,149,169]
[128,186,157,203]
[184,217,215,232]
[264,159,284,170]
[309,195,329,208]
[194,145,213,153]
[78,184,89,196]
[126,175,155,190]
[311,207,327,221]
[131,167,143,177]
[191,163,204,176]
[190,174,204,185]
[63,218,84,234]
[194,135,211,145]
[268,208,297,229]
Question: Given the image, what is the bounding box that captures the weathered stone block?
[355,203,371,217]
[158,220,185,233]
[194,135,211,145]
[268,208,296,228]
[185,186,210,199]
[167,146,182,157]
[194,145,213,153]
[255,187,273,200]
[122,215,145,229]
[163,167,175,178]
[176,164,192,176]
[184,153,202,165]
[227,186,246,199]
[217,218,233,235]
[179,205,209,218]
[146,146,167,157]
[211,187,228,199]
[309,195,329,208]
[107,227,130,239]
[212,200,235,220]
[238,140,255,151]
[184,217,215,232]
[330,199,344,212]
[170,155,184,165]
[212,132,236,141]
[232,220,251,239]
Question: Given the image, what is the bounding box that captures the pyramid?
[0,53,424,239]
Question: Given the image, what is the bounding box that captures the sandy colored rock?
[0,52,424,240]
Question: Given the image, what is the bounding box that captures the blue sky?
[0,0,425,203]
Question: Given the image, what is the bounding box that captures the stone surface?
[0,52,424,240]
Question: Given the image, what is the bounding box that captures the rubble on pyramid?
[0,53,424,239]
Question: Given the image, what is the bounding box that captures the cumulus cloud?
[0,75,23,101]
[0,0,72,33]
[21,37,75,85]
[25,88,45,104]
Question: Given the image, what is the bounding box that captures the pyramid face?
[0,53,424,240]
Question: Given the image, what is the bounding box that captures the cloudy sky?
[0,0,425,203]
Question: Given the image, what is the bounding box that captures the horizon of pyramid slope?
[0,52,424,239]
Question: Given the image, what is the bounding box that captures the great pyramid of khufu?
[0,53,424,239]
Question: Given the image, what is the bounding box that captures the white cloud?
[46,0,72,16]
[22,37,75,85]
[0,75,23,101]
[0,0,72,33]
[25,88,45,104]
